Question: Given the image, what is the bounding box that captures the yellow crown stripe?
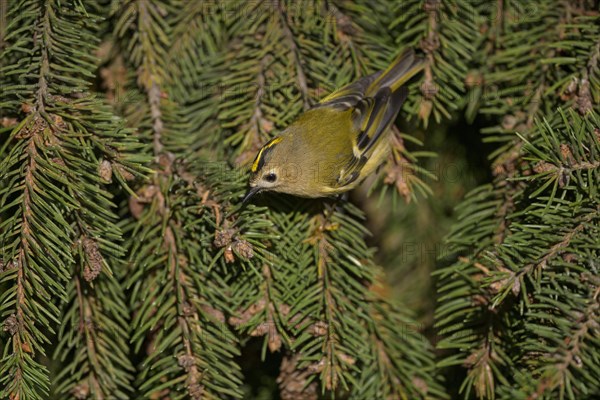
[251,136,283,172]
[251,149,265,172]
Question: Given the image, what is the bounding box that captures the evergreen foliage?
[0,1,598,400]
[435,1,600,399]
[0,1,147,399]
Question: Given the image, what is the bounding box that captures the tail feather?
[367,49,424,95]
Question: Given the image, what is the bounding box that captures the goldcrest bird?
[243,49,424,202]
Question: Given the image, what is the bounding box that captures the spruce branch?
[379,125,436,202]
[1,1,146,399]
[323,3,380,78]
[125,168,245,399]
[286,204,374,393]
[438,108,600,399]
[276,0,311,110]
[489,207,598,308]
[353,281,448,399]
[218,0,319,162]
[206,2,446,397]
[392,0,479,125]
[480,1,599,174]
[168,0,225,87]
[114,0,172,157]
[328,0,400,76]
[113,1,250,397]
[528,299,599,399]
[231,55,272,166]
[0,3,76,398]
[54,267,135,399]
[228,262,290,355]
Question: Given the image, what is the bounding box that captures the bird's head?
[244,136,300,202]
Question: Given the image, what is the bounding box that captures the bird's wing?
[317,72,383,110]
[334,86,408,187]
[315,49,422,188]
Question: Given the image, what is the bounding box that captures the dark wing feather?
[357,86,408,154]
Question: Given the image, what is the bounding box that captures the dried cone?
[82,238,103,282]
[99,159,113,183]
[277,353,318,400]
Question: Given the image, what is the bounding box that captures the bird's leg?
[323,192,348,217]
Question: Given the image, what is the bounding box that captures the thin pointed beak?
[242,187,261,204]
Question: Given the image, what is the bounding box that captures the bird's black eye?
[264,173,277,183]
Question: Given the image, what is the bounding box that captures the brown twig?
[304,210,346,390]
[137,0,166,157]
[0,0,7,51]
[177,288,204,399]
[520,209,596,276]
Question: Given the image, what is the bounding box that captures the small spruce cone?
[277,353,318,400]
